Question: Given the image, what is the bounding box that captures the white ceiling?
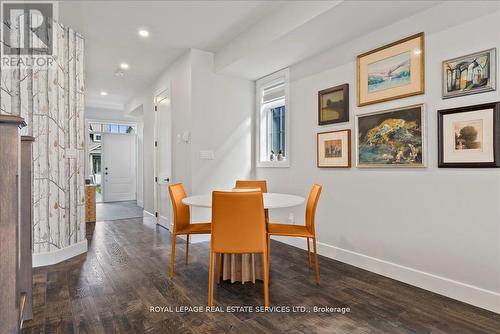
[215,1,442,79]
[59,0,285,110]
[59,1,451,112]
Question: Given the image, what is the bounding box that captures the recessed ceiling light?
[100,91,108,96]
[138,29,150,38]
[119,62,129,70]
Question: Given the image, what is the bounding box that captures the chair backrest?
[234,180,269,220]
[234,180,268,193]
[168,183,190,232]
[211,191,266,254]
[305,184,322,234]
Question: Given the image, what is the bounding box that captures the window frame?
[255,68,290,168]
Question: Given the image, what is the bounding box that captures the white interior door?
[102,133,137,202]
[155,91,172,229]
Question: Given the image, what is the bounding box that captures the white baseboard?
[143,210,155,218]
[33,240,88,268]
[160,215,170,228]
[273,236,500,314]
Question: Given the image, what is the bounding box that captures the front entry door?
[102,133,136,202]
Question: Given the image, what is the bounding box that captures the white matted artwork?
[443,110,493,163]
[317,129,351,168]
[438,102,500,167]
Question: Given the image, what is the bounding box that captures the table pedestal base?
[219,253,263,284]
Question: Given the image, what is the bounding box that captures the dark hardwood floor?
[22,217,500,334]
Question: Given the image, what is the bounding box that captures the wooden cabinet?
[85,185,96,223]
[0,115,26,334]
[20,136,35,323]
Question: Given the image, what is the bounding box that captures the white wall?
[85,106,136,122]
[257,10,500,313]
[189,50,255,222]
[127,52,192,214]
[126,49,254,217]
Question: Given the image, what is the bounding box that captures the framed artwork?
[318,84,349,125]
[357,32,424,106]
[356,104,426,168]
[438,102,500,167]
[317,129,351,168]
[442,48,496,99]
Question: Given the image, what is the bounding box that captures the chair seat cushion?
[177,222,211,234]
[267,223,313,237]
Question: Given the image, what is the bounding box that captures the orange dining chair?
[208,191,269,306]
[234,180,270,223]
[168,183,211,278]
[267,184,322,284]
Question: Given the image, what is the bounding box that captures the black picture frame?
[438,102,500,168]
[318,83,349,125]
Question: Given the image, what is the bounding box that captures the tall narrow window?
[256,68,290,167]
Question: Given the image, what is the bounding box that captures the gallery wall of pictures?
[316,31,499,169]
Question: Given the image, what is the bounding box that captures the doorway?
[154,89,172,229]
[87,121,142,221]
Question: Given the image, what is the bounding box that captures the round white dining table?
[182,192,305,209]
[181,192,305,284]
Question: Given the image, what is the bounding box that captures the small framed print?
[357,32,424,106]
[442,48,496,99]
[317,129,351,168]
[438,102,500,168]
[318,84,349,125]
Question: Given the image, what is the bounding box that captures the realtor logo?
[1,1,55,55]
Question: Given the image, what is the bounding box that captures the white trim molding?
[273,236,500,314]
[255,68,291,168]
[33,240,88,268]
[143,210,156,218]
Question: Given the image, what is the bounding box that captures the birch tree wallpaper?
[0,20,86,254]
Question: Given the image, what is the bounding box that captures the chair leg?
[216,253,221,284]
[208,251,214,306]
[267,234,271,263]
[169,234,177,278]
[313,237,320,284]
[262,251,269,307]
[185,235,190,265]
[307,237,312,270]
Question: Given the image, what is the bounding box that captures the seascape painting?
[324,139,342,158]
[357,105,425,167]
[443,48,496,98]
[367,52,411,93]
[318,84,349,125]
[454,120,483,151]
[357,32,424,106]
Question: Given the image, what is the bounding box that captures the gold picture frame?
[357,32,425,107]
[317,129,351,168]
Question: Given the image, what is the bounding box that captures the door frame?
[154,88,173,229]
[85,119,138,203]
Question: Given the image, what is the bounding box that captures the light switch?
[199,150,215,160]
